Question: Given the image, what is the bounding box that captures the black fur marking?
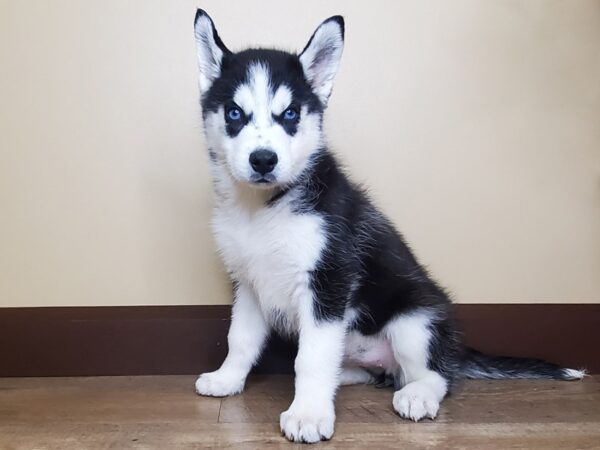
[223,102,251,137]
[296,152,441,327]
[266,185,294,206]
[462,348,581,380]
[201,49,323,121]
[207,148,217,162]
[289,150,576,386]
[284,151,460,385]
[272,105,300,136]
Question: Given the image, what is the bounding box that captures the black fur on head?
[194,9,345,116]
[202,49,324,120]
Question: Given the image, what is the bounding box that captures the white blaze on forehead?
[271,85,292,115]
[233,63,293,124]
[233,63,270,122]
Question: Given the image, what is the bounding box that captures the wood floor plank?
[1,422,599,449]
[0,375,220,425]
[0,375,598,449]
[220,375,600,425]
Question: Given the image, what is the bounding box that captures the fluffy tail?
[461,348,586,381]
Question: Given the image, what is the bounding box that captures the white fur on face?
[203,63,323,188]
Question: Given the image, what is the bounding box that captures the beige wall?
[0,0,598,307]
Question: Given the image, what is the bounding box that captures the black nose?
[249,149,278,175]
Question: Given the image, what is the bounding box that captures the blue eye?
[283,108,298,121]
[227,107,242,121]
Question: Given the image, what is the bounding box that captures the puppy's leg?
[339,366,376,386]
[195,283,268,397]
[280,304,346,443]
[387,312,448,421]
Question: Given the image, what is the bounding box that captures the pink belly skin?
[344,334,397,372]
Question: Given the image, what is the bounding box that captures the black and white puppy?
[192,10,584,443]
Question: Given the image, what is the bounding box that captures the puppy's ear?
[299,16,345,106]
[194,9,231,93]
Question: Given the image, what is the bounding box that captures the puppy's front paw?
[393,382,439,421]
[279,403,335,443]
[195,371,245,397]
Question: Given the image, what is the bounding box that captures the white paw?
[339,367,377,386]
[280,403,335,443]
[195,371,245,397]
[393,382,440,421]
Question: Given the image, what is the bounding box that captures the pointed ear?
[194,9,231,93]
[299,16,345,106]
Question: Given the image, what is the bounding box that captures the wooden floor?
[0,375,599,449]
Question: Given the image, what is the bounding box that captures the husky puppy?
[192,9,584,443]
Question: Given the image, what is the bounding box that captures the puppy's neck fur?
[210,161,283,213]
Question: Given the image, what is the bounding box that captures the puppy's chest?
[213,202,325,325]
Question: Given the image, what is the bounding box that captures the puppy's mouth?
[249,173,277,186]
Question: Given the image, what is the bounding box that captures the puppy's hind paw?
[393,382,440,421]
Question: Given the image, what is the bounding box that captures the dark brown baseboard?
[0,304,598,377]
